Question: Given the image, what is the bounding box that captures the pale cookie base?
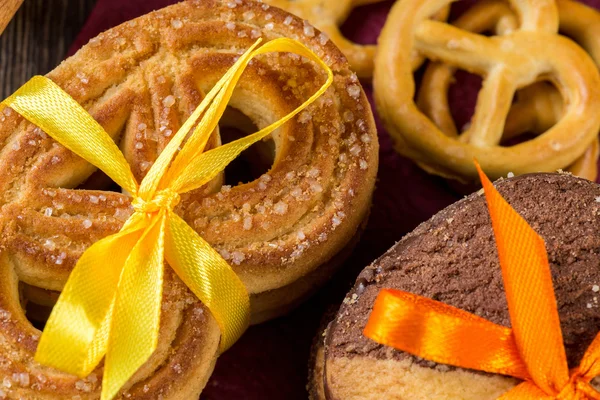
[322,356,519,400]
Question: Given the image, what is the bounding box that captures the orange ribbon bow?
[364,163,600,399]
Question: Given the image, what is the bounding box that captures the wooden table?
[0,0,97,99]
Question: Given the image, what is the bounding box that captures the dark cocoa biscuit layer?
[326,173,600,369]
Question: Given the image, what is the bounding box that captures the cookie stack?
[0,0,378,398]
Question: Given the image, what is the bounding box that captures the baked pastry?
[416,0,600,181]
[0,0,378,398]
[0,0,22,34]
[261,0,385,78]
[313,172,600,399]
[261,0,452,79]
[375,0,600,181]
[558,0,600,63]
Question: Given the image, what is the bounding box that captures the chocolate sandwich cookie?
[313,173,600,399]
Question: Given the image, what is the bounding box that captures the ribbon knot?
[556,370,600,400]
[1,38,333,400]
[132,189,180,214]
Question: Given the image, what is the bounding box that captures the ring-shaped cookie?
[0,0,378,398]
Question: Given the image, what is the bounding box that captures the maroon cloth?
[68,1,600,399]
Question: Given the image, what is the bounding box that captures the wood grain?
[0,0,23,35]
[0,0,97,98]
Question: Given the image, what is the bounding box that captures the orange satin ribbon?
[364,162,600,399]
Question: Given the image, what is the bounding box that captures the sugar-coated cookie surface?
[316,173,600,400]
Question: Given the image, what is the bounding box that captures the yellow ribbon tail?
[35,216,146,376]
[1,76,138,195]
[138,39,264,200]
[170,127,283,193]
[164,212,249,352]
[102,213,166,400]
[151,41,263,195]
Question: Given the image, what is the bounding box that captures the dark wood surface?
[0,0,97,99]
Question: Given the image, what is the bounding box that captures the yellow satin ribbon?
[1,38,332,400]
[364,162,600,399]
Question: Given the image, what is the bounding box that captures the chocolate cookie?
[314,173,600,399]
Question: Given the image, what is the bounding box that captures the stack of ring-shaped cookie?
[375,0,600,182]
[0,0,378,398]
[415,0,600,181]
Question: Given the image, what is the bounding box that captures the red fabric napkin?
[68,1,600,398]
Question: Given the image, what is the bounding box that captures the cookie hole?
[558,29,595,60]
[219,107,275,186]
[500,81,561,147]
[448,69,482,133]
[415,65,482,135]
[77,170,121,192]
[449,0,484,21]
[341,0,457,48]
[19,282,58,331]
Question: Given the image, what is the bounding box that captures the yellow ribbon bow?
[364,162,600,399]
[1,38,332,400]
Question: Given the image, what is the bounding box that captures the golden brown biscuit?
[375,0,600,182]
[415,0,600,182]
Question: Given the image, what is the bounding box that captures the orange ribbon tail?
[476,162,569,395]
[364,289,529,379]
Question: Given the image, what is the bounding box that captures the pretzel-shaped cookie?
[416,0,600,181]
[263,0,452,78]
[262,0,384,78]
[547,0,600,179]
[0,0,378,398]
[505,83,600,180]
[375,0,600,181]
[558,0,600,63]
